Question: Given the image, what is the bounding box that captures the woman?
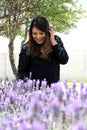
[18,16,69,85]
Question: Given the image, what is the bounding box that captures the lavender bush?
[0,77,87,130]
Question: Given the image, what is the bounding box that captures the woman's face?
[32,27,46,44]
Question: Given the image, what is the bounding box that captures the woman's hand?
[48,27,58,46]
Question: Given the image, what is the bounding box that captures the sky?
[0,0,87,52]
[63,0,87,51]
[61,17,87,51]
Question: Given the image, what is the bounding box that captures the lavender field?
[0,77,87,130]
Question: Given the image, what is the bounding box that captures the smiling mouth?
[36,39,43,42]
[37,40,42,42]
[35,38,45,43]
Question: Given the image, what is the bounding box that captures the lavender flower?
[51,99,60,119]
[36,79,40,90]
[43,106,50,119]
[72,120,85,130]
[72,99,81,121]
[0,77,87,130]
[32,119,45,130]
[0,77,2,82]
[64,78,68,89]
[54,82,64,102]
[27,79,33,91]
[80,81,84,89]
[16,80,23,88]
[17,121,32,130]
[40,79,47,90]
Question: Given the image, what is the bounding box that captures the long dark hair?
[28,16,52,60]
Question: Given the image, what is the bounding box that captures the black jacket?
[18,35,69,85]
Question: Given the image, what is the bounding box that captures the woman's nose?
[37,35,41,39]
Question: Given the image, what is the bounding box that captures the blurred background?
[0,0,87,82]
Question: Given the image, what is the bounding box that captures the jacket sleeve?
[18,43,31,80]
[52,35,69,64]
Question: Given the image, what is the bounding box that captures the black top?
[18,35,69,85]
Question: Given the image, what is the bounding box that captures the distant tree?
[0,0,86,78]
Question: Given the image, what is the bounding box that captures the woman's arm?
[49,27,69,64]
[52,35,69,64]
[18,43,31,80]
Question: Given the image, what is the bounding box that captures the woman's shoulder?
[54,35,61,42]
[54,35,63,46]
[20,42,30,55]
[21,42,28,50]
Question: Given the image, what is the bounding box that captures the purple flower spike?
[73,121,84,130]
[72,80,77,90]
[72,99,81,121]
[41,79,47,89]
[65,105,72,121]
[80,81,84,89]
[64,78,68,89]
[66,89,70,101]
[5,76,9,81]
[27,79,33,87]
[36,79,40,90]
[43,106,50,119]
[80,90,86,101]
[27,79,33,91]
[0,83,2,89]
[0,78,2,82]
[32,120,45,130]
[51,99,60,118]
[73,99,80,112]
[17,121,32,130]
[54,82,64,102]
[85,87,87,94]
[17,80,23,88]
[84,99,87,114]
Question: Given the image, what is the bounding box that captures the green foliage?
[0,0,86,38]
